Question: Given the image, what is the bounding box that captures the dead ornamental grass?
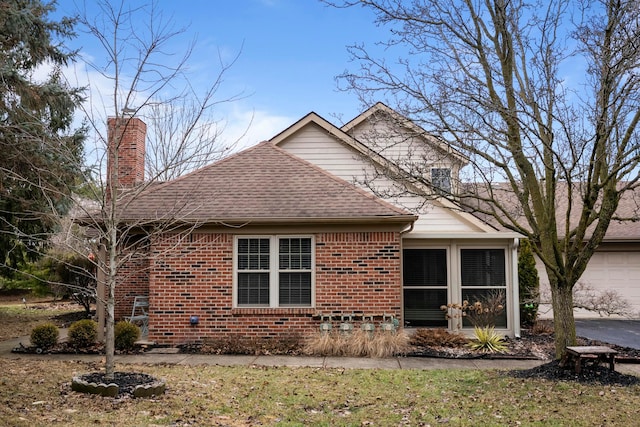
[1,358,639,426]
[304,329,411,357]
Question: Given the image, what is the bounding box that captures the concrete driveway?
[576,319,640,350]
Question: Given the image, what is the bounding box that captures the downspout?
[400,221,414,236]
[398,221,414,329]
[512,238,521,338]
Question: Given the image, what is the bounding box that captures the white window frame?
[233,235,315,308]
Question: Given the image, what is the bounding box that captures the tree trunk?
[104,228,117,380]
[550,280,576,359]
[104,279,115,380]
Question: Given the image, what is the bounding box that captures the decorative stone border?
[71,373,166,398]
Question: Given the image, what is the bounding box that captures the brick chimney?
[107,116,146,188]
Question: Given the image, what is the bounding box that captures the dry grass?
[1,358,639,426]
[304,329,411,358]
[2,300,640,426]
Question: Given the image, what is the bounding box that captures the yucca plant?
[468,326,507,353]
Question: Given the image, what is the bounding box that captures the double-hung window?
[235,236,313,307]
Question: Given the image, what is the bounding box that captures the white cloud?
[219,106,295,152]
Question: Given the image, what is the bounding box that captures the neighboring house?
[534,187,640,319]
[103,104,524,346]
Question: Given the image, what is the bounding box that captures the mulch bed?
[507,360,640,386]
[77,371,157,396]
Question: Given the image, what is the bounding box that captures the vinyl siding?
[278,125,482,234]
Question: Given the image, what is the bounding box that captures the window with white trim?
[235,236,313,307]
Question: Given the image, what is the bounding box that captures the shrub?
[68,319,98,348]
[115,321,140,351]
[30,322,59,350]
[410,328,468,348]
[531,319,554,335]
[467,326,507,353]
[518,239,540,327]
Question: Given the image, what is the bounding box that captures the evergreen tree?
[0,0,85,277]
[518,239,540,327]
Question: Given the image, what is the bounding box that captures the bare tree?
[65,0,244,379]
[332,0,640,357]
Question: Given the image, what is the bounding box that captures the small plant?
[531,319,554,335]
[114,321,140,351]
[441,290,506,329]
[410,328,468,348]
[30,322,59,350]
[467,326,507,353]
[68,319,98,349]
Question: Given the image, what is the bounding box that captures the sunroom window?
[460,248,507,328]
[236,236,313,307]
[403,248,448,327]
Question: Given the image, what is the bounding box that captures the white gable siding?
[348,120,460,170]
[277,124,365,179]
[279,125,483,234]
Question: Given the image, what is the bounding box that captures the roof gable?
[342,102,469,166]
[271,108,500,234]
[118,141,416,225]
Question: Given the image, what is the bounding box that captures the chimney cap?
[122,106,136,116]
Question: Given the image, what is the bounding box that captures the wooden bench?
[561,346,618,374]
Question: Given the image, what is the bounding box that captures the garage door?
[537,251,640,319]
[576,252,640,318]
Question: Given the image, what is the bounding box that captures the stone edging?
[71,375,166,398]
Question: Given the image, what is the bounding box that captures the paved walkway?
[2,333,639,375]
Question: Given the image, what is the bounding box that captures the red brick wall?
[114,248,150,320]
[140,230,402,345]
[315,232,402,317]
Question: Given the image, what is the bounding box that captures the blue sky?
[53,0,388,148]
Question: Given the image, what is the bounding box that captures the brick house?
[103,103,524,346]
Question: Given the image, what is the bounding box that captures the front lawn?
[0,358,638,426]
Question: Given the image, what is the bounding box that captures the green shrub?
[518,239,540,327]
[115,321,140,351]
[30,322,59,350]
[68,319,98,348]
[467,326,507,353]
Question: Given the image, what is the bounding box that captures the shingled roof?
[116,141,417,225]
